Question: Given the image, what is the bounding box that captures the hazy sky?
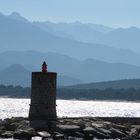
[0,0,140,27]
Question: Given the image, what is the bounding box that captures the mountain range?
[34,21,140,53]
[0,12,140,66]
[0,12,140,86]
[0,51,140,86]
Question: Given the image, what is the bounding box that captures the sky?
[0,0,140,27]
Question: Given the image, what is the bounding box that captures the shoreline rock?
[0,117,140,139]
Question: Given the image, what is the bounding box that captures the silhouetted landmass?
[57,88,140,101]
[67,79,140,89]
[0,85,30,98]
[1,85,140,101]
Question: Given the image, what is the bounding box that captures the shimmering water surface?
[0,98,140,119]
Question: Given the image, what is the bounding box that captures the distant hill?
[99,27,140,52]
[8,12,29,23]
[0,12,140,66]
[0,64,31,87]
[0,64,83,87]
[0,51,140,84]
[87,22,113,33]
[58,75,83,86]
[67,79,140,89]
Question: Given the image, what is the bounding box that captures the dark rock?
[0,119,3,126]
[83,118,92,122]
[135,125,140,133]
[110,127,126,138]
[129,128,139,139]
[37,131,51,138]
[68,136,81,140]
[0,129,5,136]
[72,120,85,129]
[0,126,6,131]
[1,118,29,131]
[92,122,105,128]
[10,117,25,123]
[3,117,24,126]
[103,121,112,126]
[87,133,94,139]
[85,122,92,127]
[58,119,65,124]
[53,132,64,139]
[43,138,53,140]
[94,131,110,139]
[96,127,112,137]
[130,128,138,134]
[74,131,85,138]
[83,127,95,133]
[54,124,80,133]
[77,121,85,129]
[1,131,13,138]
[121,136,134,140]
[9,122,19,131]
[2,119,11,131]
[3,118,11,123]
[83,127,110,139]
[112,123,130,132]
[17,120,30,129]
[14,128,36,139]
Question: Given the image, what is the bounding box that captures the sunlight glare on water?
[0,98,140,119]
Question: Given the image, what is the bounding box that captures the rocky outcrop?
[0,117,140,139]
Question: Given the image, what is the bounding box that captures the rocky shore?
[0,117,140,139]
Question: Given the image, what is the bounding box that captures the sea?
[0,98,140,119]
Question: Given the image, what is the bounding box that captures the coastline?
[1,96,140,103]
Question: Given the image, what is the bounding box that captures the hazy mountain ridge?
[0,12,140,66]
[33,21,105,42]
[0,51,140,85]
[87,22,113,33]
[99,27,140,52]
[34,19,140,53]
[8,12,29,23]
[0,64,31,87]
[0,12,140,86]
[0,63,83,87]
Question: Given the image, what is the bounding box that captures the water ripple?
[0,98,140,119]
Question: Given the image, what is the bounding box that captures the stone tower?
[29,62,57,121]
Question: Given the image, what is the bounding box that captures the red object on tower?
[42,61,47,73]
